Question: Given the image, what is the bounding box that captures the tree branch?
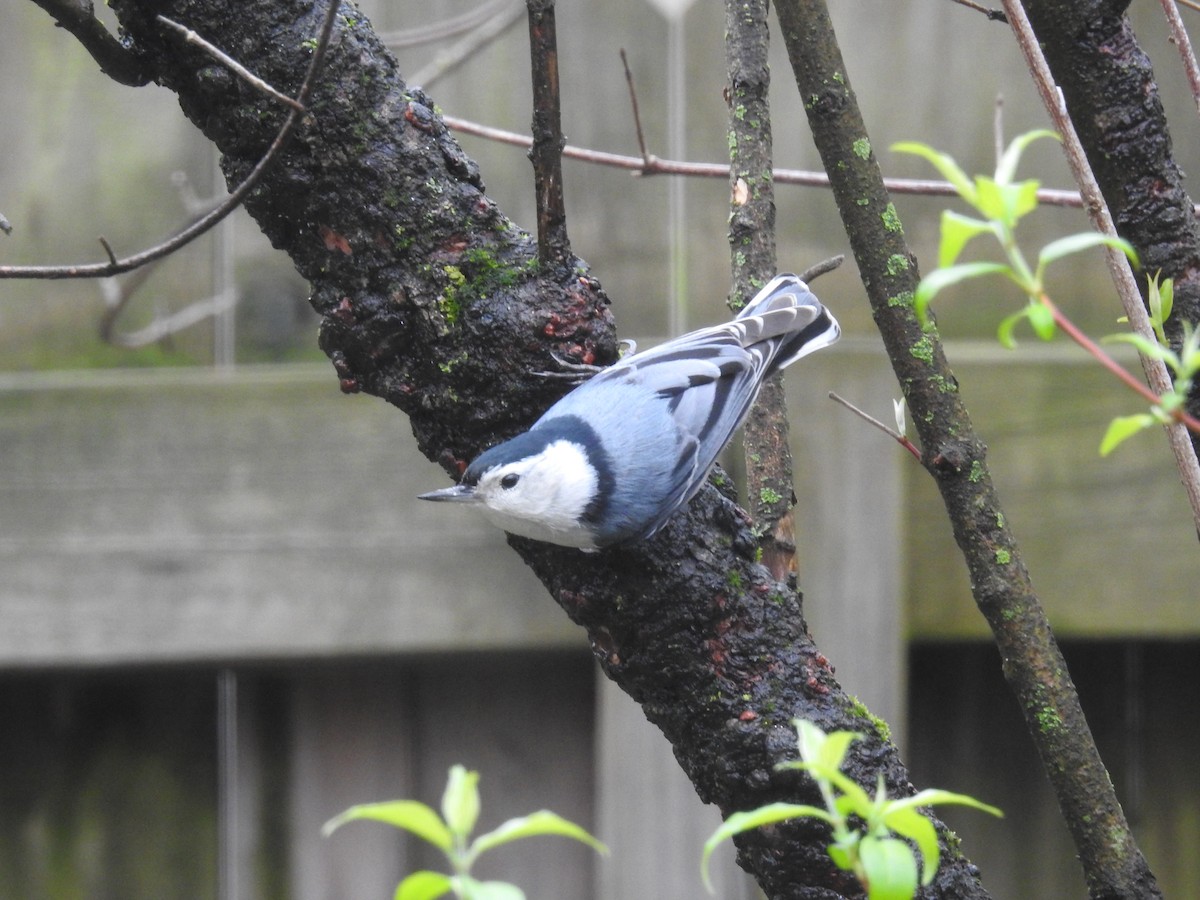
[773,0,1160,896]
[525,0,572,272]
[724,0,798,582]
[29,0,153,86]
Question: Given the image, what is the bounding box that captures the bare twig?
[0,1,343,281]
[98,236,118,267]
[407,2,525,88]
[1002,0,1200,536]
[828,391,922,460]
[1177,0,1200,14]
[1160,0,1200,120]
[797,254,844,284]
[620,49,653,165]
[29,0,153,86]
[947,0,1008,22]
[157,15,306,112]
[379,0,516,48]
[525,0,572,271]
[442,113,1092,207]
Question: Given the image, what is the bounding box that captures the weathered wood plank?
[0,367,574,666]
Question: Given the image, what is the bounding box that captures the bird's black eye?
[500,473,520,489]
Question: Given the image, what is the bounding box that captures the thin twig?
[157,15,306,112]
[1044,295,1200,433]
[98,236,118,267]
[620,49,653,165]
[407,1,525,88]
[993,95,1005,165]
[379,0,516,48]
[1178,0,1200,14]
[0,2,342,281]
[797,254,843,284]
[1002,0,1200,534]
[828,392,922,460]
[947,0,1008,22]
[441,114,1091,206]
[525,0,572,270]
[1159,0,1200,120]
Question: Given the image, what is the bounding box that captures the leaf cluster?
[893,132,1200,454]
[893,132,1135,345]
[323,765,608,900]
[702,720,1001,899]
[1100,275,1200,454]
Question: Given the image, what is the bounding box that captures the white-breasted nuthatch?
[419,273,840,549]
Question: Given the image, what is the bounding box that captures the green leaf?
[859,836,920,900]
[892,142,977,204]
[892,788,1004,819]
[702,803,834,892]
[442,765,482,839]
[812,727,861,774]
[994,129,1060,185]
[470,810,607,864]
[998,306,1045,349]
[915,261,1013,322]
[1026,301,1056,341]
[395,870,453,900]
[322,800,453,852]
[879,806,940,884]
[971,176,1007,223]
[459,879,526,900]
[830,778,879,821]
[827,841,856,873]
[1099,413,1158,456]
[974,176,1041,227]
[938,211,994,268]
[1036,232,1136,277]
[1009,178,1042,223]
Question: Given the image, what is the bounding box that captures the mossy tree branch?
[724,0,798,583]
[772,1,1162,897]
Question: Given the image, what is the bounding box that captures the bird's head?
[419,420,608,549]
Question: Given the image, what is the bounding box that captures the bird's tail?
[735,273,841,370]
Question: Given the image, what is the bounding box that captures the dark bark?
[88,1,984,895]
[525,0,571,272]
[1021,0,1200,457]
[774,1,1160,898]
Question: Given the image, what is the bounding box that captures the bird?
[418,273,841,550]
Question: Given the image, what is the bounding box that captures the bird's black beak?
[418,484,480,503]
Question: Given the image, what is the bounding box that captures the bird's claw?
[535,340,637,381]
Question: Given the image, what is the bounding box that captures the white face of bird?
[421,439,601,548]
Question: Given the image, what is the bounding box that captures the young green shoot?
[324,764,608,900]
[893,131,1200,453]
[702,719,1001,899]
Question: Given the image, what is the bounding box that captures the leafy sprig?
[324,764,608,900]
[702,720,1000,899]
[893,132,1200,454]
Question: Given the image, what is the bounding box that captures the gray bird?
[419,273,840,549]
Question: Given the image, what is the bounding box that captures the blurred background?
[1,1,1197,897]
